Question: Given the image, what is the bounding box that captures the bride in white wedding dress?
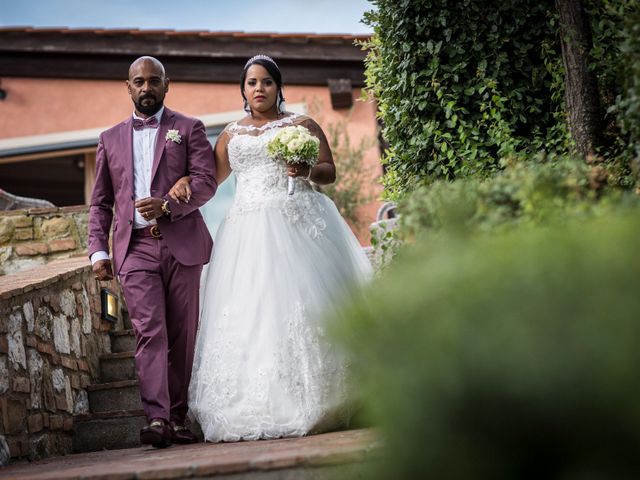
[169,55,372,442]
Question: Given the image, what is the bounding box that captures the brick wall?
[0,206,89,276]
[0,257,124,464]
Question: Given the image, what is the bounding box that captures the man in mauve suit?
[88,56,216,447]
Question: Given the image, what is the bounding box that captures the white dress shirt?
[90,107,164,265]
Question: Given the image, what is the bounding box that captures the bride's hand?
[287,164,310,179]
[168,176,192,203]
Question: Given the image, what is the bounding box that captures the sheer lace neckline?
[228,113,301,135]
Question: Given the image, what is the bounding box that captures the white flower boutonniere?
[166,129,182,144]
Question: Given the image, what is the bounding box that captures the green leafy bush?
[600,0,640,166]
[362,1,640,199]
[362,1,566,199]
[335,211,640,478]
[397,155,618,240]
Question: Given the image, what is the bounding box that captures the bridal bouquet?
[267,125,320,195]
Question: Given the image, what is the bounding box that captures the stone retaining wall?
[0,207,89,276]
[0,257,124,464]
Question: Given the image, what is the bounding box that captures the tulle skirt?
[188,191,372,442]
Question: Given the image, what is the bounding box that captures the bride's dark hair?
[240,56,286,113]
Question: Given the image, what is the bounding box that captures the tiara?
[245,54,279,69]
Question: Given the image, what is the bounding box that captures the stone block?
[80,289,92,335]
[28,349,44,409]
[60,356,77,370]
[53,314,70,354]
[0,434,9,466]
[73,390,89,415]
[13,227,34,241]
[49,415,63,431]
[71,374,80,390]
[11,215,33,228]
[8,438,23,458]
[63,417,73,431]
[36,341,54,356]
[0,246,12,269]
[0,358,8,394]
[3,399,27,434]
[35,307,53,341]
[77,359,90,372]
[42,366,56,413]
[48,295,60,313]
[42,413,49,428]
[0,217,15,244]
[27,433,48,461]
[71,282,82,291]
[80,374,91,389]
[25,336,37,348]
[28,413,43,433]
[8,311,27,370]
[64,377,74,413]
[15,242,49,256]
[51,368,65,393]
[23,301,35,333]
[41,217,72,239]
[59,289,77,317]
[55,394,68,411]
[49,238,77,252]
[12,377,30,393]
[70,318,81,357]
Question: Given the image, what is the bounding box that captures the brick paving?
[0,429,378,480]
[0,255,90,300]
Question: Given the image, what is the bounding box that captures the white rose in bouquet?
[267,125,320,195]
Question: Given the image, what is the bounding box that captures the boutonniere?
[166,129,182,144]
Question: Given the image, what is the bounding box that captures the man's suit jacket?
[88,107,217,274]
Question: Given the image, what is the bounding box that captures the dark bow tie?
[132,116,159,131]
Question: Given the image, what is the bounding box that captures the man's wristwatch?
[161,199,171,217]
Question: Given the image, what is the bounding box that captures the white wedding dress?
[188,114,373,442]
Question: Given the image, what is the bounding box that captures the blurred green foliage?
[335,210,640,478]
[397,155,637,241]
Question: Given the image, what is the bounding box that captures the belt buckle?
[150,225,161,238]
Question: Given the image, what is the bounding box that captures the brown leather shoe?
[140,418,172,448]
[170,422,199,444]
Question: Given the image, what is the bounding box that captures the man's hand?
[93,259,114,281]
[135,197,164,221]
[168,176,192,203]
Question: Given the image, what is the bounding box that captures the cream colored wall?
[0,78,381,244]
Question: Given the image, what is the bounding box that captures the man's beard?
[134,95,164,116]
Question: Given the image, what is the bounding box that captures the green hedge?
[603,1,640,164]
[362,0,565,199]
[335,211,640,478]
[363,0,640,199]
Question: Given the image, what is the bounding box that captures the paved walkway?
[0,429,378,479]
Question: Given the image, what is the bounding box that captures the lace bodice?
[225,114,327,238]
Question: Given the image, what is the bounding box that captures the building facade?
[0,28,381,242]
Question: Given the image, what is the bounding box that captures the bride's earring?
[243,98,251,113]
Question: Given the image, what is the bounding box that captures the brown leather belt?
[132,225,162,239]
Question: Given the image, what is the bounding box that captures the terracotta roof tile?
[0,26,370,42]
